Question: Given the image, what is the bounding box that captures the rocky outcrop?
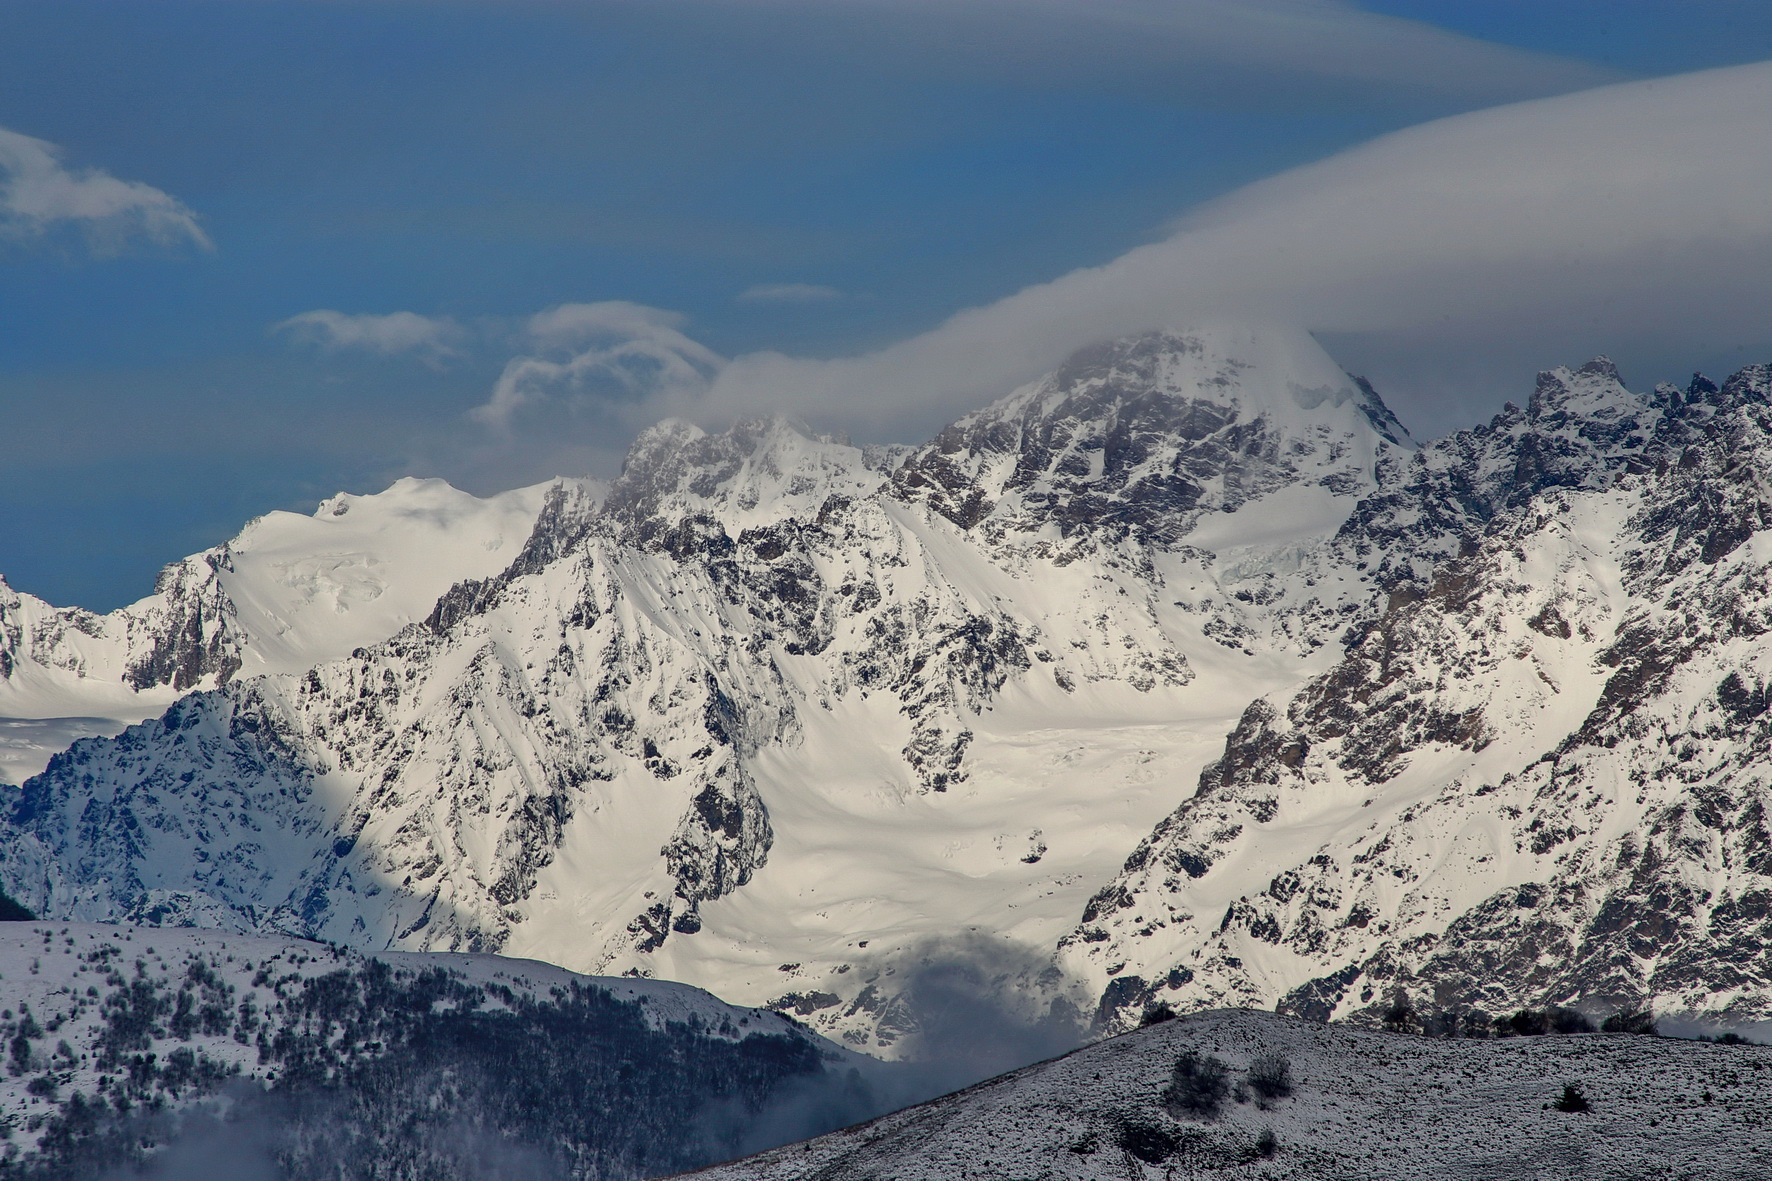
[893,327,1409,552]
[1073,359,1772,1033]
[0,550,243,697]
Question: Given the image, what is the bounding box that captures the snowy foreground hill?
[3,325,1771,1048]
[0,922,869,1180]
[690,1007,1772,1181]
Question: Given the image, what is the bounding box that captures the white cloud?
[738,283,843,304]
[0,125,211,254]
[713,0,1620,107]
[677,60,1772,438]
[471,302,725,431]
[275,310,461,360]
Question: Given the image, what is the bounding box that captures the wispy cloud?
[275,310,461,360]
[471,302,725,431]
[1020,0,1623,101]
[678,60,1772,438]
[706,0,1622,107]
[0,125,211,254]
[738,283,842,304]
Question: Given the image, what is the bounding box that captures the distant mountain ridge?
[3,327,1769,1050]
[0,477,572,787]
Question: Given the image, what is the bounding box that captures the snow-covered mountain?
[691,1008,1772,1180]
[3,327,1770,1053]
[1069,360,1772,1032]
[0,921,860,1179]
[0,327,1408,1047]
[0,477,572,786]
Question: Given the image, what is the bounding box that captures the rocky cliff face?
[894,327,1407,549]
[0,552,241,697]
[1070,362,1772,1033]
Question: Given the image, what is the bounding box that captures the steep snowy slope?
[1072,362,1772,1032]
[691,1008,1772,1180]
[0,328,1409,1051]
[0,477,572,786]
[0,922,860,1179]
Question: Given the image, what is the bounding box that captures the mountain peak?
[607,414,882,535]
[1527,356,1641,421]
[893,325,1410,543]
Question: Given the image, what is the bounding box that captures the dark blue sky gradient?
[3,2,1771,609]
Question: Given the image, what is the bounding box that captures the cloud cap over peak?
[683,60,1772,438]
[695,0,1622,107]
[474,302,725,431]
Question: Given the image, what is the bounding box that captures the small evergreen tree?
[1601,1009,1658,1036]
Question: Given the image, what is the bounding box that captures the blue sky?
[4,2,1772,610]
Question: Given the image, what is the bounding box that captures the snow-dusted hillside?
[0,922,857,1179]
[5,329,1771,1055]
[690,1008,1772,1180]
[0,477,573,786]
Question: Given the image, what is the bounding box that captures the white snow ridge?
[2,326,1771,1070]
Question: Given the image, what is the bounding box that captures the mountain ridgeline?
[2,326,1770,1051]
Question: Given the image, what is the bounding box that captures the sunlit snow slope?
[0,477,575,785]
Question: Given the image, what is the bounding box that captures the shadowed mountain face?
[2,329,1771,1050]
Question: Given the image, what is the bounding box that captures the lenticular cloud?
[692,60,1772,431]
